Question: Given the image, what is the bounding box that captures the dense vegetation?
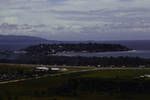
[0,66,33,81]
[1,69,150,100]
[24,43,130,55]
[0,55,150,67]
[12,56,150,67]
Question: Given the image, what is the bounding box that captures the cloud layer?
[0,0,150,40]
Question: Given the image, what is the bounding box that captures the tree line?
[1,55,150,67]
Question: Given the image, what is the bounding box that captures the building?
[14,50,27,54]
[97,65,101,68]
[51,68,60,71]
[35,67,49,71]
[140,74,150,78]
[139,65,145,68]
[50,68,68,71]
[61,68,68,71]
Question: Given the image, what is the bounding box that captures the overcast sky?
[0,0,150,40]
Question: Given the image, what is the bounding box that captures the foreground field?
[0,64,93,84]
[0,65,150,100]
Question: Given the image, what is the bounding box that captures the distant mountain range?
[0,35,58,50]
[0,35,48,43]
[0,35,150,50]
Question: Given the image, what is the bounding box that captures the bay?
[54,50,150,58]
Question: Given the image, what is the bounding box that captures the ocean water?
[55,50,150,58]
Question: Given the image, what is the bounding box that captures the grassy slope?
[81,69,150,79]
[0,68,150,100]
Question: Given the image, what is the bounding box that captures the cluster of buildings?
[96,65,146,68]
[35,66,68,72]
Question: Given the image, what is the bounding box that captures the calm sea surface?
[55,50,150,58]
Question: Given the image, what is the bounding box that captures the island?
[24,43,130,55]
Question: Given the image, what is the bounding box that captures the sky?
[0,0,150,40]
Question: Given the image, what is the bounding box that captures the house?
[14,50,27,54]
[50,68,68,71]
[140,74,150,78]
[139,65,145,68]
[97,65,101,68]
[35,67,49,71]
[61,68,68,71]
[51,68,60,71]
[122,66,126,68]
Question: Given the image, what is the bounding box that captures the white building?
[50,68,68,71]
[140,74,150,78]
[35,67,49,71]
[51,68,60,71]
